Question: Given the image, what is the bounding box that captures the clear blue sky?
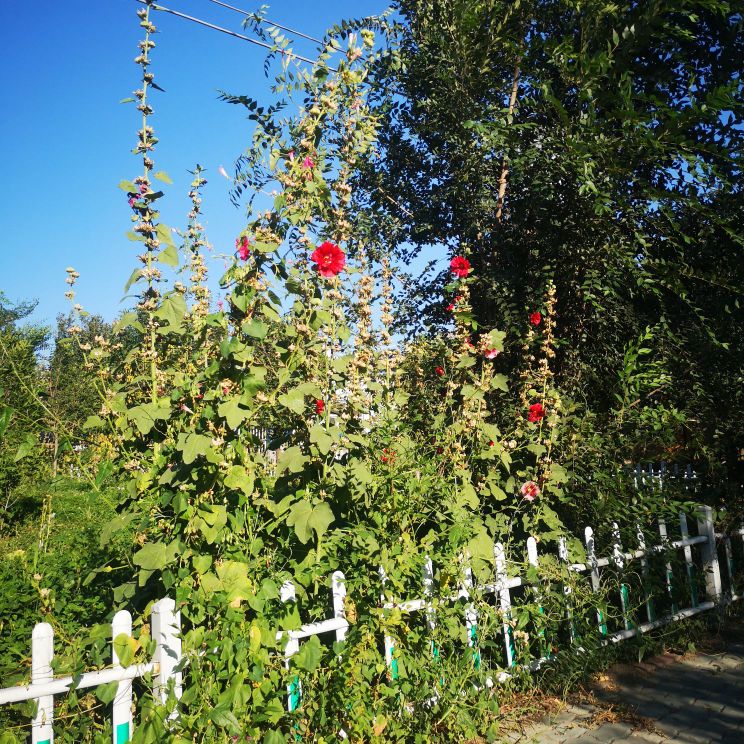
[0,0,390,330]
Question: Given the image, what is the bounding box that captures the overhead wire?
[204,0,346,54]
[133,0,336,70]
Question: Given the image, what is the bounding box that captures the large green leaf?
[128,401,170,435]
[218,396,249,429]
[287,500,312,543]
[276,446,308,473]
[308,502,335,541]
[133,541,167,571]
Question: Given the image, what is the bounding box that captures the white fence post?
[558,537,577,644]
[612,522,633,630]
[584,527,607,635]
[331,571,347,644]
[151,598,182,708]
[697,505,722,604]
[112,610,133,744]
[494,543,515,666]
[527,537,550,657]
[658,516,677,613]
[679,513,698,607]
[459,559,479,668]
[379,567,398,680]
[280,581,301,712]
[32,622,54,744]
[636,523,655,622]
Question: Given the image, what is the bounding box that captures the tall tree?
[361,0,744,463]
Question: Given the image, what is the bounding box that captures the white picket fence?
[2,501,742,742]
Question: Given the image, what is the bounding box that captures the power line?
[205,0,323,46]
[133,0,335,70]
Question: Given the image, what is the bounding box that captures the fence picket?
[494,543,516,666]
[31,623,54,744]
[584,527,608,635]
[111,610,133,744]
[612,522,633,631]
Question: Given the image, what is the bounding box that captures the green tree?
[361,0,744,465]
[0,295,49,528]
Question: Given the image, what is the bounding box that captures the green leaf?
[13,433,36,462]
[293,634,323,672]
[159,244,179,267]
[349,458,372,485]
[210,707,240,733]
[193,554,212,575]
[252,240,280,254]
[118,180,137,192]
[95,681,119,704]
[133,542,167,571]
[154,294,187,332]
[225,465,255,496]
[156,223,175,246]
[278,387,307,414]
[262,731,287,744]
[128,401,170,435]
[276,446,308,474]
[308,502,334,541]
[215,560,253,602]
[490,374,508,392]
[218,396,249,430]
[154,170,173,185]
[123,269,143,293]
[309,425,333,455]
[177,433,212,464]
[287,500,312,543]
[83,415,105,431]
[0,407,13,440]
[113,633,138,667]
[242,319,269,339]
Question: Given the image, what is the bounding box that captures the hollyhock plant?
[521,481,540,501]
[529,311,542,326]
[310,241,346,277]
[236,236,250,260]
[528,403,545,422]
[450,256,471,278]
[315,399,325,415]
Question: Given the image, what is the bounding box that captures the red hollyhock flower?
[435,366,445,377]
[315,399,325,415]
[529,311,542,327]
[527,403,545,422]
[450,256,471,278]
[310,241,346,277]
[236,236,250,261]
[446,303,455,312]
[521,481,540,502]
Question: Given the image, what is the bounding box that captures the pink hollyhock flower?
[217,300,224,311]
[529,311,542,326]
[528,403,545,422]
[521,481,540,501]
[128,196,136,209]
[484,348,500,359]
[310,241,346,277]
[302,156,314,170]
[450,256,471,278]
[236,236,250,260]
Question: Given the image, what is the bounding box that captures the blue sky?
[0,0,390,330]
